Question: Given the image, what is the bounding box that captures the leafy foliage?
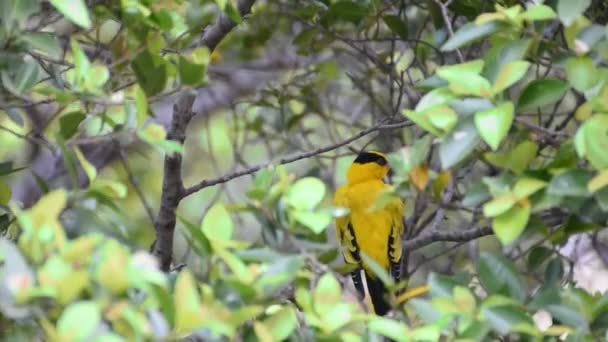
[1,0,608,340]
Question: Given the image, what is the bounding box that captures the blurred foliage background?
[2,0,608,341]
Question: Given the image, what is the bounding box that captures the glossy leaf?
[201,203,233,241]
[492,61,530,94]
[548,169,593,197]
[557,0,591,26]
[49,0,91,29]
[383,15,408,40]
[441,21,501,51]
[474,102,514,151]
[439,117,481,169]
[517,79,569,111]
[492,200,531,245]
[286,177,326,210]
[566,56,598,92]
[478,252,525,301]
[57,301,101,341]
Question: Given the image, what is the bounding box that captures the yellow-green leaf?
[492,61,530,94]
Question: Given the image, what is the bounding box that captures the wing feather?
[334,185,360,265]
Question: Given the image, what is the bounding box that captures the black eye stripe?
[353,151,387,165]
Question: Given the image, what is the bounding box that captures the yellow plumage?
[333,151,405,315]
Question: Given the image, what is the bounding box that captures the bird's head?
[346,150,391,184]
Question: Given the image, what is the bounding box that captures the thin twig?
[181,119,411,198]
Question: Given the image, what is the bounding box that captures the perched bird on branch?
[333,150,404,315]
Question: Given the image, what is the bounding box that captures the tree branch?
[152,0,258,271]
[403,225,493,252]
[200,0,257,51]
[152,92,195,271]
[181,120,411,198]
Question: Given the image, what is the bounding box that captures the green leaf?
[566,56,598,92]
[256,256,304,296]
[59,111,85,140]
[557,0,591,26]
[517,79,569,111]
[492,201,531,245]
[463,181,491,207]
[286,177,326,210]
[483,194,517,217]
[509,140,538,174]
[513,178,547,200]
[581,114,608,170]
[439,117,481,169]
[383,15,408,40]
[548,169,593,197]
[314,273,341,312]
[89,179,127,198]
[520,4,556,21]
[73,147,97,183]
[415,87,456,112]
[492,61,530,94]
[133,85,149,126]
[588,170,608,193]
[0,180,10,206]
[428,105,458,132]
[57,301,101,341]
[173,270,205,333]
[10,59,41,94]
[544,257,564,287]
[428,272,468,297]
[437,60,492,97]
[409,298,440,323]
[178,56,207,86]
[478,252,525,301]
[403,109,441,136]
[546,304,589,330]
[528,246,553,271]
[323,1,369,24]
[0,0,39,31]
[263,305,298,341]
[21,32,62,59]
[65,38,90,88]
[49,0,92,29]
[178,216,212,258]
[441,21,501,51]
[201,203,233,241]
[131,50,168,96]
[368,317,409,342]
[482,305,536,335]
[178,47,210,87]
[292,210,332,234]
[474,102,514,151]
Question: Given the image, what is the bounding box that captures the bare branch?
[403,225,493,252]
[181,120,411,198]
[152,0,258,271]
[200,0,257,51]
[153,91,196,272]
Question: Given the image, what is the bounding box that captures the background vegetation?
[1,0,608,340]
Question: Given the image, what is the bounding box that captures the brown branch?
[152,0,258,271]
[181,120,411,198]
[152,91,195,271]
[200,0,257,51]
[403,225,493,252]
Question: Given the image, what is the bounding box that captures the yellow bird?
[333,150,404,315]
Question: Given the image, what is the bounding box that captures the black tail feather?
[365,272,391,316]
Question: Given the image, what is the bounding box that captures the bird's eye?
[376,157,387,166]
